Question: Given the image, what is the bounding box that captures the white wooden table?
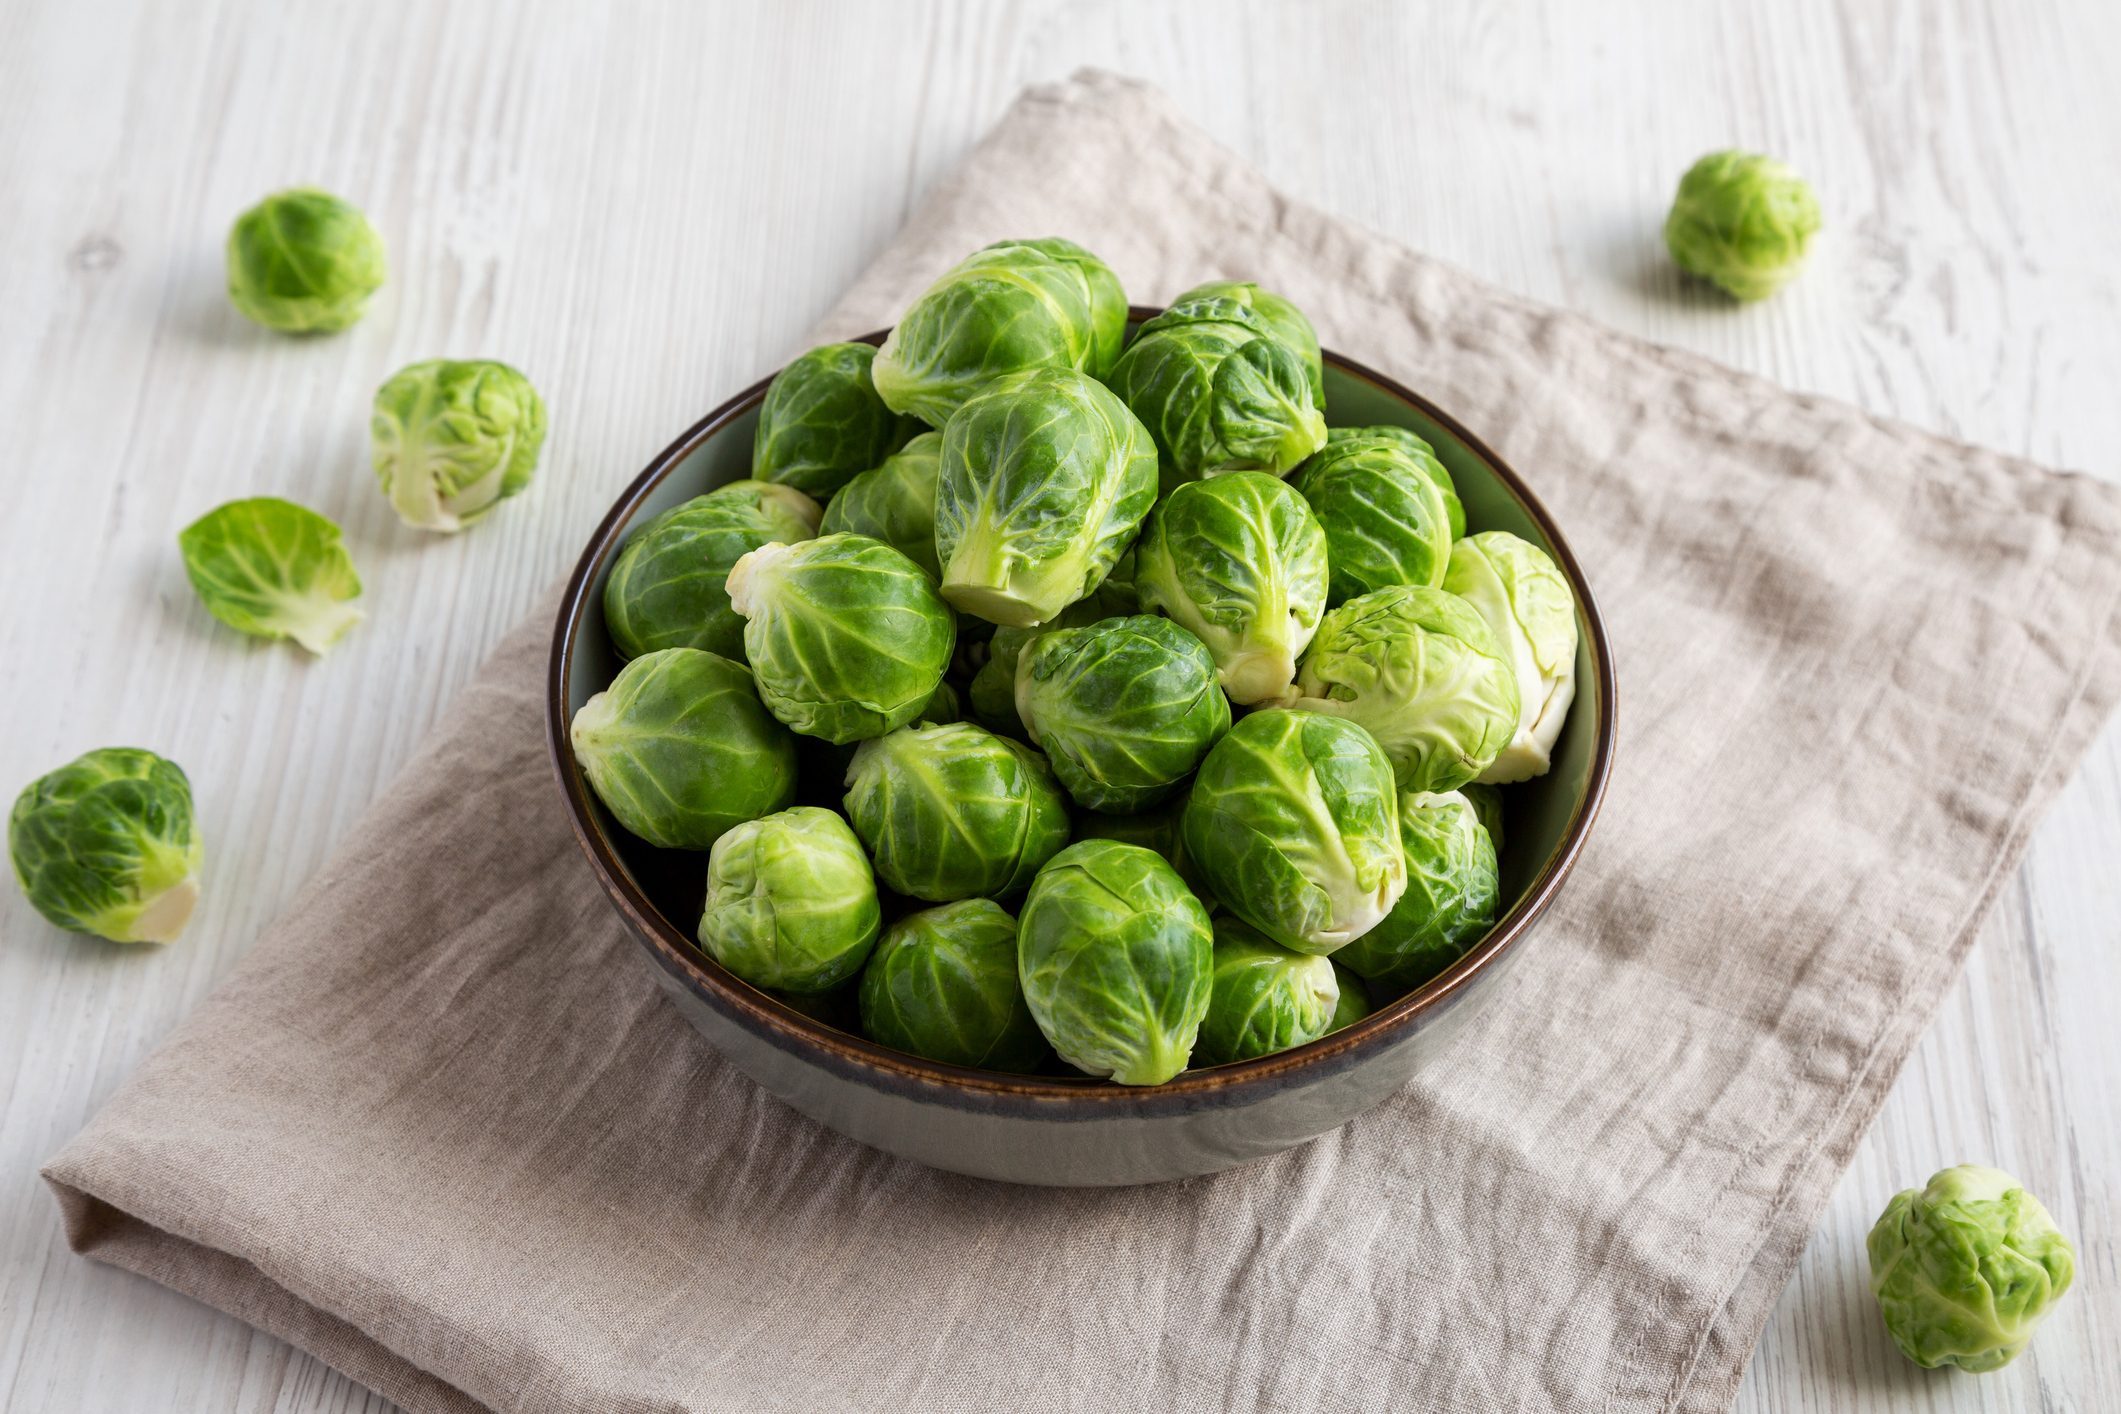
[2,3,2114,1409]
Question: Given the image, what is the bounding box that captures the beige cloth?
[44,72,2121,1414]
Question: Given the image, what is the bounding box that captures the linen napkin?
[44,71,2121,1414]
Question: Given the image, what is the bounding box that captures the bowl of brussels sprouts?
[549,244,1613,1186]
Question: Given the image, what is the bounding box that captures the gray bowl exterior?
[550,319,1614,1187]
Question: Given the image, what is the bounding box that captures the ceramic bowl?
[549,313,1615,1186]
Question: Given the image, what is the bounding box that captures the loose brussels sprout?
[225,188,385,333]
[818,432,943,578]
[699,807,879,991]
[1194,917,1339,1065]
[752,343,913,497]
[1017,840,1214,1085]
[1173,280,1324,408]
[371,360,548,532]
[842,721,1070,901]
[568,648,799,849]
[1136,472,1329,704]
[1442,532,1580,783]
[872,238,1127,425]
[858,899,1048,1071]
[1325,962,1371,1033]
[1292,586,1521,792]
[1324,425,1465,539]
[934,367,1157,628]
[1182,709,1406,954]
[918,679,962,725]
[1868,1165,2076,1372]
[1664,150,1821,302]
[726,534,956,743]
[1105,297,1327,481]
[1290,436,1454,605]
[1075,796,1202,895]
[1334,790,1499,991]
[177,497,363,655]
[1015,616,1229,814]
[965,583,1138,738]
[602,481,822,662]
[1459,781,1507,854]
[9,748,203,944]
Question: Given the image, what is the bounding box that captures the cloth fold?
[45,71,2121,1414]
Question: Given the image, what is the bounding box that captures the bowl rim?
[548,310,1616,1113]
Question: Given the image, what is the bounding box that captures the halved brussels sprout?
[817,432,943,579]
[1017,839,1214,1085]
[9,747,203,944]
[1290,435,1455,604]
[1173,280,1324,408]
[1334,790,1499,991]
[1324,425,1465,539]
[603,481,822,662]
[1292,586,1520,792]
[177,497,363,655]
[699,807,879,991]
[1442,532,1579,783]
[858,899,1048,1071]
[934,367,1156,628]
[872,239,1126,425]
[1325,962,1371,1033]
[752,343,912,497]
[1136,472,1329,704]
[1665,150,1821,302]
[1016,616,1230,813]
[225,188,385,333]
[1182,709,1406,954]
[726,534,956,743]
[1105,296,1327,481]
[842,721,1070,901]
[1459,781,1507,854]
[1868,1165,2076,1372]
[1194,917,1339,1065]
[1075,796,1203,896]
[371,359,547,532]
[569,648,799,849]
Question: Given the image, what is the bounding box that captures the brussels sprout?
[818,431,943,578]
[966,593,1135,739]
[1075,796,1203,895]
[1016,616,1229,813]
[753,343,913,497]
[1324,962,1371,1033]
[1182,710,1406,954]
[858,899,1048,1071]
[1459,781,1507,854]
[568,648,799,849]
[918,679,962,725]
[843,721,1070,901]
[1136,472,1329,704]
[370,359,548,533]
[1106,297,1327,481]
[1194,918,1339,1065]
[934,367,1157,628]
[225,188,385,333]
[602,481,822,662]
[872,239,1127,425]
[1664,150,1821,302]
[1292,586,1521,792]
[1174,280,1325,407]
[1324,425,1465,539]
[1868,1165,2076,1372]
[699,807,879,991]
[9,748,202,944]
[1290,436,1454,605]
[1443,532,1579,783]
[1334,790,1499,991]
[177,497,363,655]
[1017,840,1214,1085]
[726,534,956,743]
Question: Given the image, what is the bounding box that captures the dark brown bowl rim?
[548,310,1616,1112]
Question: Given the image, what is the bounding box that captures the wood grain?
[0,1,2113,1410]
